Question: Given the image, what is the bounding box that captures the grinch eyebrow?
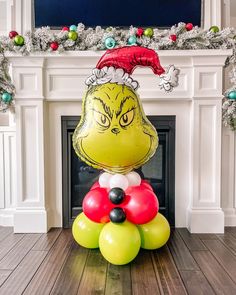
[93,97,113,119]
[116,96,134,117]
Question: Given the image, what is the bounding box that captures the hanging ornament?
[69,25,77,31]
[1,92,12,103]
[144,28,154,38]
[128,36,137,45]
[9,31,18,39]
[106,26,113,32]
[105,37,116,49]
[169,34,177,42]
[209,26,219,33]
[14,35,24,46]
[185,23,193,31]
[62,26,69,31]
[227,90,236,100]
[50,41,59,51]
[136,28,144,37]
[68,31,78,41]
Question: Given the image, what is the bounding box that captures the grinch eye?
[94,111,110,128]
[119,109,135,127]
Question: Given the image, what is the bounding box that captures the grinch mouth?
[79,135,155,173]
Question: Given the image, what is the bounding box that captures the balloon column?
[72,46,179,265]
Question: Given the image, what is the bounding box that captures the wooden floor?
[0,228,236,295]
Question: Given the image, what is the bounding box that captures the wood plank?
[23,230,73,295]
[0,233,25,261]
[32,228,62,251]
[217,232,236,256]
[202,239,236,283]
[180,270,215,295]
[167,229,199,271]
[192,250,236,294]
[0,270,11,287]
[196,233,218,240]
[225,227,236,239]
[105,262,132,295]
[152,245,186,294]
[177,228,207,251]
[0,250,47,295]
[131,250,160,295]
[77,249,108,295]
[51,241,89,295]
[0,227,13,242]
[0,234,41,270]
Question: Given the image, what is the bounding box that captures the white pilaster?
[10,56,48,233]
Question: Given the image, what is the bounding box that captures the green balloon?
[72,213,104,249]
[99,221,141,265]
[137,213,170,250]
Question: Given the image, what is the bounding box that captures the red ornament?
[50,41,59,51]
[185,23,193,31]
[136,28,144,37]
[170,34,177,42]
[9,31,18,39]
[62,26,69,31]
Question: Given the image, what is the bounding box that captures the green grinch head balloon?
[73,46,179,174]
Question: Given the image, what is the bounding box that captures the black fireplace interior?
[62,116,175,228]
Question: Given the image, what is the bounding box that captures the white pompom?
[126,171,141,187]
[109,174,129,190]
[99,172,112,188]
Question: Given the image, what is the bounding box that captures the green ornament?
[105,37,116,49]
[144,28,154,38]
[69,25,77,31]
[1,92,12,103]
[128,36,137,45]
[209,26,219,33]
[14,35,24,46]
[228,91,236,100]
[68,31,78,41]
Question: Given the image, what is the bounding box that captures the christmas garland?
[0,22,236,130]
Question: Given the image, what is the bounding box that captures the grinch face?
[73,83,158,174]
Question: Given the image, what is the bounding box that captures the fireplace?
[5,50,230,233]
[62,116,175,228]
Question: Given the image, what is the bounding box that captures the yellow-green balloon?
[137,213,170,250]
[99,221,141,265]
[72,212,104,249]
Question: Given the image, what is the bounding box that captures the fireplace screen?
[62,116,175,228]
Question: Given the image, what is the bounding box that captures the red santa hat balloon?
[86,46,179,92]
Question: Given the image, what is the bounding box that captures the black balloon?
[109,187,125,204]
[109,207,126,223]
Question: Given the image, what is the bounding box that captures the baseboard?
[14,209,49,233]
[223,208,236,226]
[188,208,224,233]
[0,209,15,226]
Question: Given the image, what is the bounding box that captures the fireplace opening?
[62,116,175,228]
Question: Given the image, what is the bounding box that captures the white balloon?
[126,171,141,187]
[99,172,112,188]
[109,174,129,190]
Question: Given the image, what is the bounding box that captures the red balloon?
[90,181,100,190]
[139,180,153,191]
[83,188,113,223]
[123,186,159,224]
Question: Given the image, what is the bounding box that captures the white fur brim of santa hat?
[85,46,180,92]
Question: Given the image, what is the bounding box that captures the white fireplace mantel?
[2,49,232,233]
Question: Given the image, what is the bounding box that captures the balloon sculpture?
[72,46,179,265]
